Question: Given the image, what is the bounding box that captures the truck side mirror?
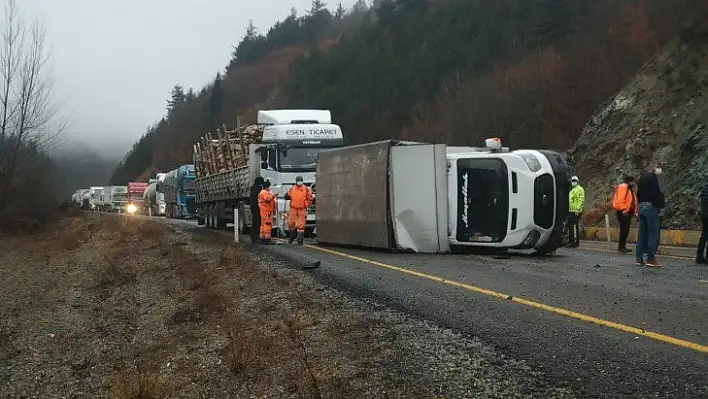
[261,161,269,169]
[259,148,267,162]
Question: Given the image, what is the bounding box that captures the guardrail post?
[234,207,239,244]
[604,214,612,250]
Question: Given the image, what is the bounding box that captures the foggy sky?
[10,0,354,158]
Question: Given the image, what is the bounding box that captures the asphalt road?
[165,217,708,398]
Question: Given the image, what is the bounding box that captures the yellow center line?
[292,241,708,354]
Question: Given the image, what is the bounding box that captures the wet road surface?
[166,217,708,398]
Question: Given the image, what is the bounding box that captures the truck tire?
[216,202,227,229]
[238,206,249,234]
[205,205,212,228]
[533,230,564,256]
[210,205,218,229]
[197,210,205,225]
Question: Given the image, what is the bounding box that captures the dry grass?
[0,212,576,398]
[109,367,167,399]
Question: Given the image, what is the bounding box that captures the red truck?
[126,182,149,214]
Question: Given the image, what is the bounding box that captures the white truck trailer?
[315,139,569,255]
[194,109,344,235]
[88,186,106,211]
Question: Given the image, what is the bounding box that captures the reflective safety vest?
[569,185,585,213]
[257,189,276,213]
[287,184,313,209]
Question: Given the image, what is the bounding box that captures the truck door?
[456,158,509,243]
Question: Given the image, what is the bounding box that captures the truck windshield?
[278,147,320,172]
[182,178,195,193]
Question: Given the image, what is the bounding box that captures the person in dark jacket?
[249,176,265,243]
[697,182,708,264]
[635,165,665,267]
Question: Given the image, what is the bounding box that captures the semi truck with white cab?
[315,138,569,255]
[107,186,128,212]
[193,109,344,235]
[72,189,90,209]
[88,186,105,210]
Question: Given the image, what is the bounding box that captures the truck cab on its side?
[446,139,569,254]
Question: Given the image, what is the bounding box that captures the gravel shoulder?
[0,212,578,398]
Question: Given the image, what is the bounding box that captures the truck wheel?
[215,203,226,229]
[238,206,249,234]
[210,205,217,229]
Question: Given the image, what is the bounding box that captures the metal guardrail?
[582,226,702,247]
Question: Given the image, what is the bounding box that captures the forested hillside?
[111,0,702,184]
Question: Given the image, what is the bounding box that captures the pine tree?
[310,0,326,15]
[208,73,223,131]
[352,0,368,13]
[245,19,258,38]
[335,2,346,19]
[166,84,186,114]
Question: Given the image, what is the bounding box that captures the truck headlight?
[520,153,541,172]
[522,230,541,247]
[126,204,137,214]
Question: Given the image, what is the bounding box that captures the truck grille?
[533,173,555,229]
[186,198,197,213]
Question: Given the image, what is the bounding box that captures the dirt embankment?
[0,213,575,398]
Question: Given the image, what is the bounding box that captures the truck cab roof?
[257,109,331,125]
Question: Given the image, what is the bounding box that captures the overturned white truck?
[315,139,569,254]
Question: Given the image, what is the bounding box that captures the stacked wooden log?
[193,119,264,178]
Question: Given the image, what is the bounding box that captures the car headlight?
[519,153,541,172]
[126,204,137,214]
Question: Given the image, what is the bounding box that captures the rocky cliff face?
[569,26,708,229]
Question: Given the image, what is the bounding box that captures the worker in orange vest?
[612,175,638,253]
[284,175,313,245]
[257,180,277,244]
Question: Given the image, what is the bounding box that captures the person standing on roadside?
[567,175,585,248]
[284,175,313,245]
[612,176,638,253]
[696,181,708,264]
[249,176,265,243]
[257,180,277,245]
[636,165,665,267]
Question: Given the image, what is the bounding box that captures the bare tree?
[0,0,65,224]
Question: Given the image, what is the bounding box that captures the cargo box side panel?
[390,144,448,253]
[316,141,392,248]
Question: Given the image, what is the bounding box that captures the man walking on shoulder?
[636,165,665,267]
[697,181,708,264]
[567,175,585,248]
[612,176,638,253]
